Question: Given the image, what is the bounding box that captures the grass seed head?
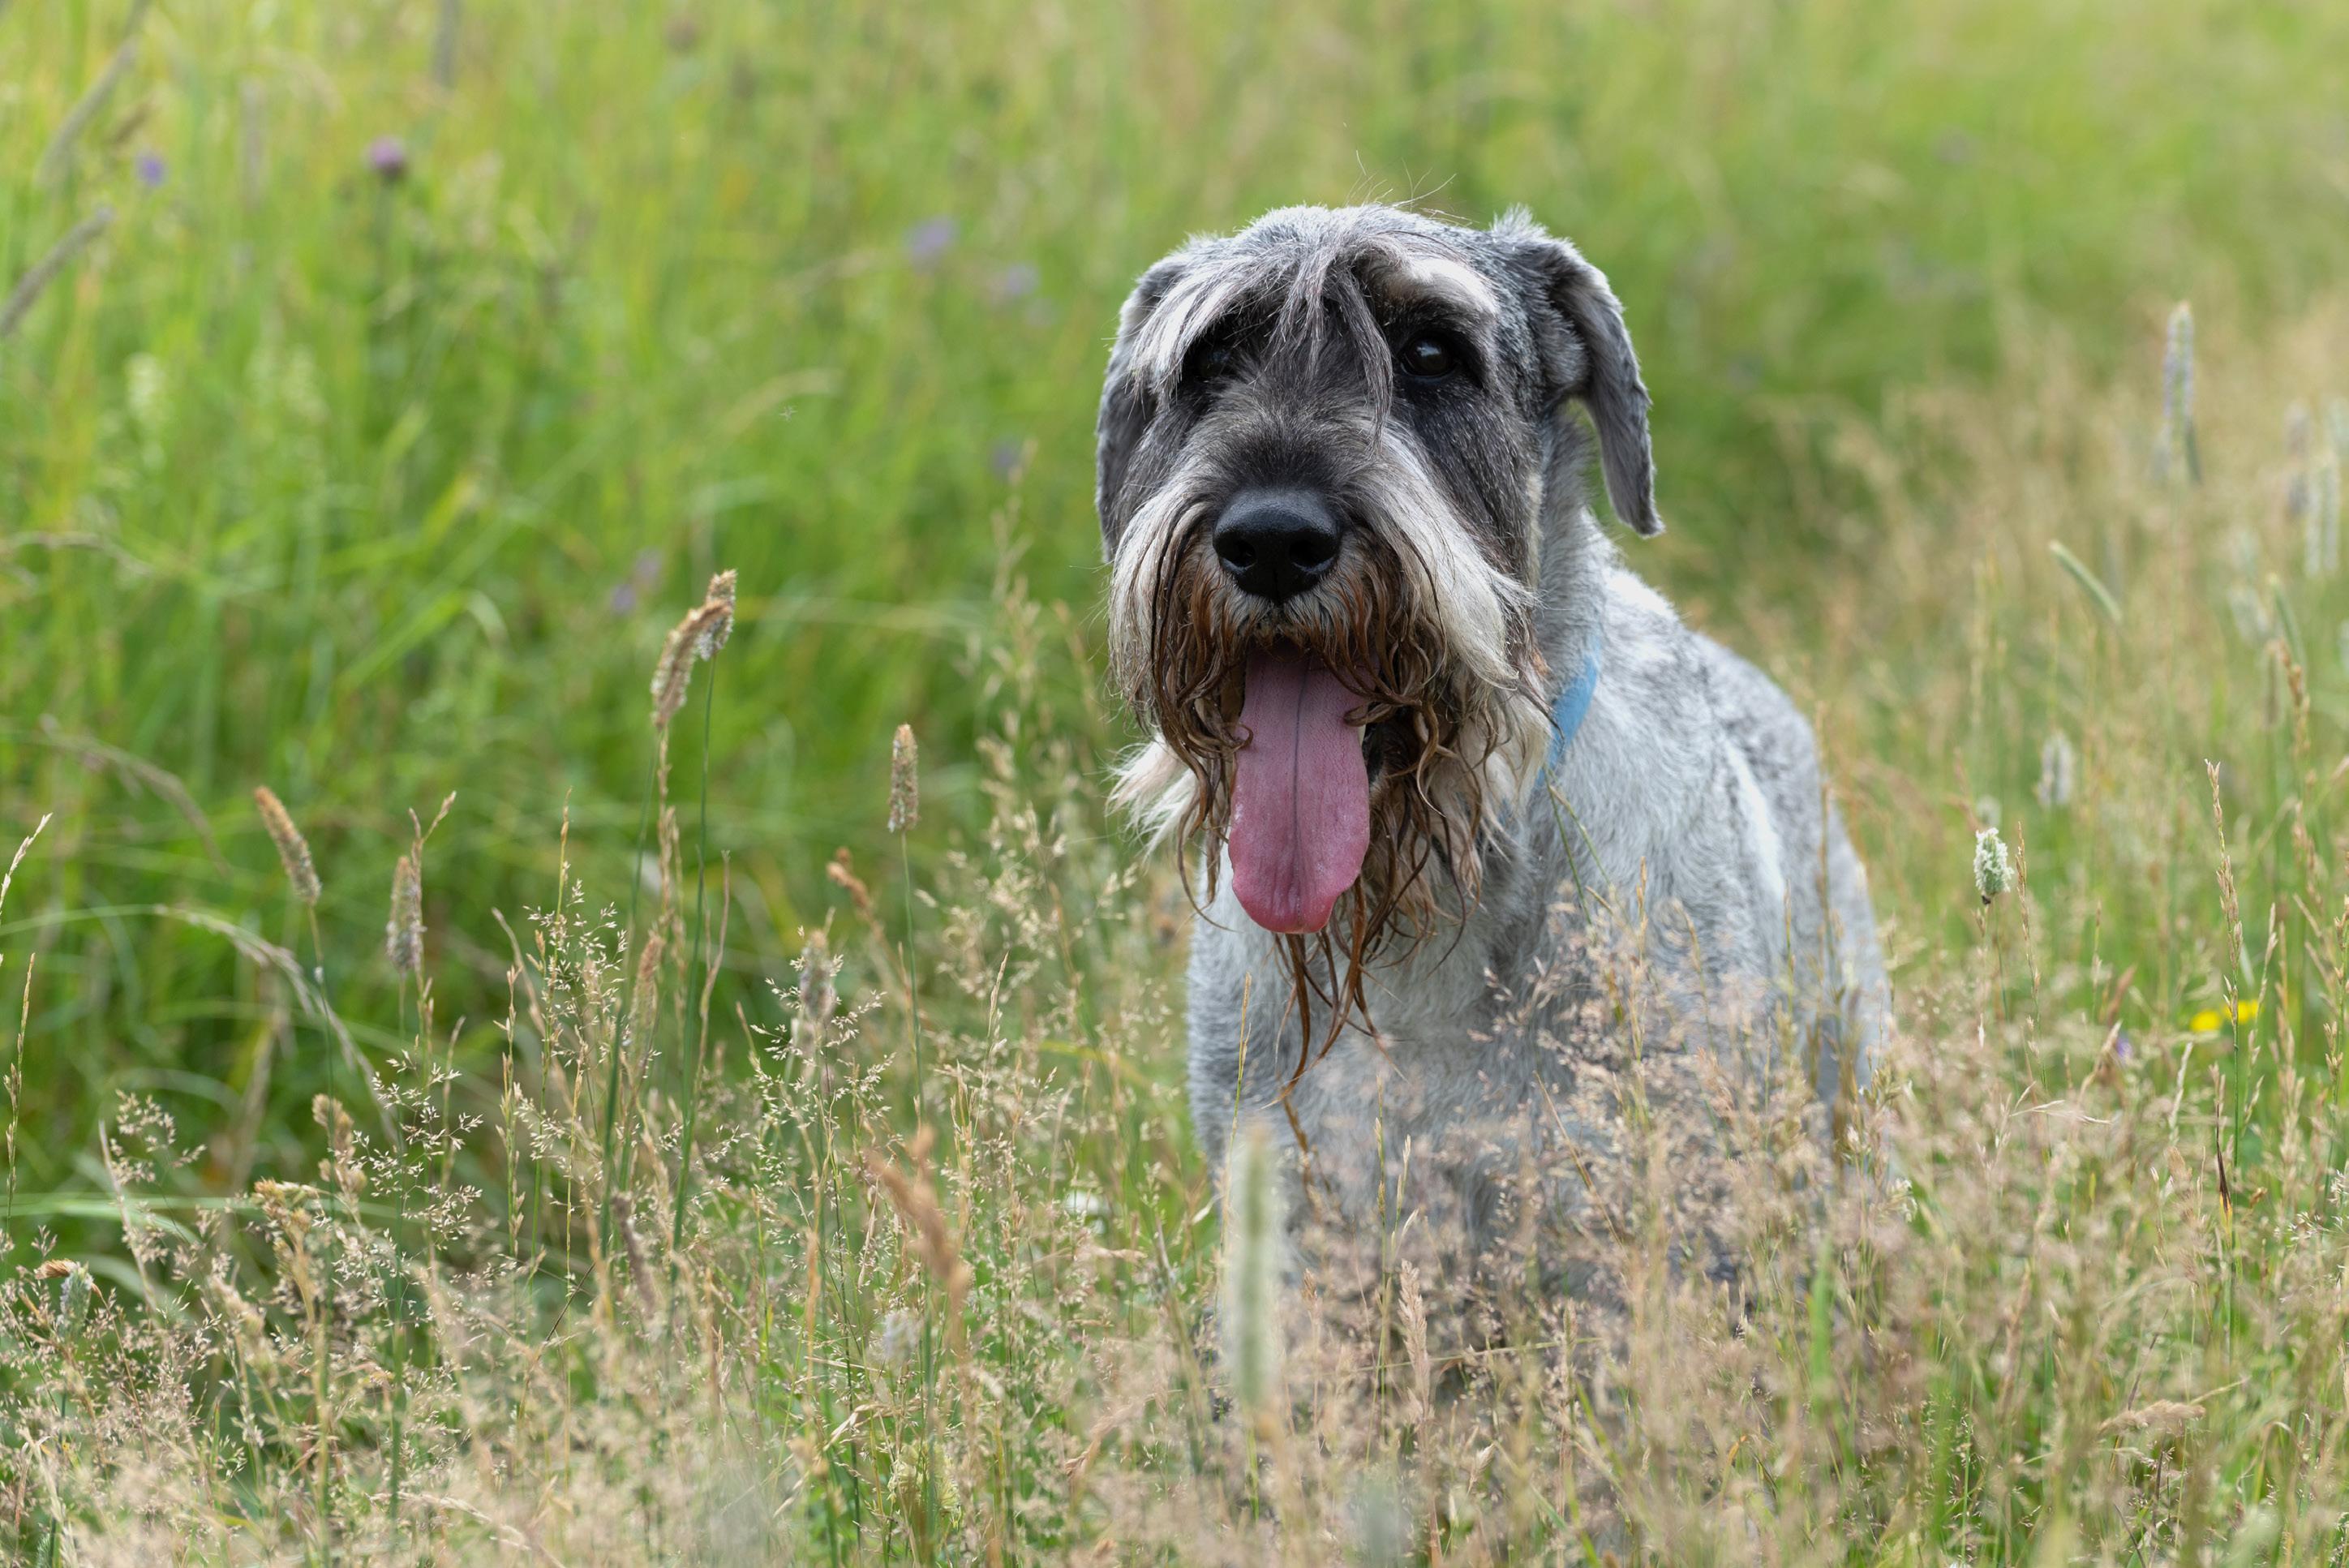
[864,1128,972,1314]
[1973,825,2013,904]
[2161,300,2201,483]
[2036,731,2077,810]
[252,786,320,905]
[386,853,423,976]
[793,929,836,1050]
[1221,1123,1285,1428]
[887,724,919,833]
[2164,302,2196,423]
[45,1258,92,1338]
[649,570,738,729]
[629,929,665,1041]
[698,569,737,656]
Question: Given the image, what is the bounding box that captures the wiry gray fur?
[1096,204,1887,1292]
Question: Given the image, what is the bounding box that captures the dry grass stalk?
[649,569,739,729]
[0,206,114,341]
[863,1126,972,1321]
[252,786,320,906]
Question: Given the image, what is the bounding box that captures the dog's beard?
[1110,498,1548,1058]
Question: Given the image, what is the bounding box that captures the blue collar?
[1541,626,1604,780]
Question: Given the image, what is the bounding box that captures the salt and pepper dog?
[1096,204,1887,1294]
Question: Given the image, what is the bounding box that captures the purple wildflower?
[135,152,165,189]
[367,135,410,184]
[904,217,957,269]
[990,440,1025,481]
[609,549,664,614]
[991,262,1040,304]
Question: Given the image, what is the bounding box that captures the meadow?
[6,0,2349,1560]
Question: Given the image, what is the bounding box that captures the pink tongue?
[1228,649,1372,934]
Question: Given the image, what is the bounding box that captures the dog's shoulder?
[1686,633,1821,794]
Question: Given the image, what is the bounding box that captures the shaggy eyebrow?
[1362,247,1501,322]
[1136,260,1259,389]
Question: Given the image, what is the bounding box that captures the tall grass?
[7,0,2349,1560]
[2,0,2347,1199]
[4,298,2349,1558]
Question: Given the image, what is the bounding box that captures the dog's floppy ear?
[1496,212,1661,537]
[1096,255,1189,555]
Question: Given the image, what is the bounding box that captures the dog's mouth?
[1125,518,1534,953]
[1227,644,1375,934]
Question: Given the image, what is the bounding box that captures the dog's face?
[1097,204,1659,950]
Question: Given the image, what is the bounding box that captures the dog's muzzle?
[1211,488,1342,605]
[1192,488,1372,934]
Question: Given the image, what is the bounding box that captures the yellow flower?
[2188,999,2259,1034]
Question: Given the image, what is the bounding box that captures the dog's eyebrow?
[1135,258,1258,389]
[1362,243,1501,322]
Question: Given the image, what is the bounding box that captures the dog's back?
[1186,562,1886,1254]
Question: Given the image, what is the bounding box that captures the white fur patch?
[1134,259,1252,385]
[1369,426,1531,691]
[1370,246,1501,320]
[1105,462,1214,680]
[1110,737,1197,846]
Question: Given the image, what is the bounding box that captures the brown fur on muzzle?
[1118,518,1546,1063]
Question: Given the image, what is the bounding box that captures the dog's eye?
[1186,339,1238,385]
[1398,333,1458,380]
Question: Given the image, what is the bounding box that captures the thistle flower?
[366,135,409,183]
[1221,1123,1285,1428]
[887,724,919,833]
[1973,827,2012,905]
[253,787,320,905]
[386,853,423,976]
[2159,302,2199,484]
[648,568,739,730]
[2036,730,2077,810]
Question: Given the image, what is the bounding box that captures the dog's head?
[1097,204,1659,957]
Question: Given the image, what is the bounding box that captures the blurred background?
[3,0,2345,1218]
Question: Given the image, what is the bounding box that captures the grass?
[5,0,2349,1559]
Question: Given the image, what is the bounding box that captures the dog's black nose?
[1211,491,1342,604]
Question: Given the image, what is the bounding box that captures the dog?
[1095,204,1887,1298]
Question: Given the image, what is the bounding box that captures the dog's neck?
[1530,422,1616,693]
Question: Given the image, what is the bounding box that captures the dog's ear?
[1496,213,1661,537]
[1097,256,1189,555]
